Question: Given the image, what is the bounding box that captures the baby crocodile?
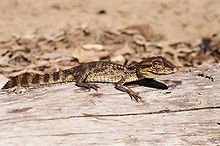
[2,56,178,101]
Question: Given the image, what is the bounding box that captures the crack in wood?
[7,107,32,113]
[0,131,113,139]
[76,106,220,118]
[2,106,219,123]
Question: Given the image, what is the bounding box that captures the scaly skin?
[2,56,178,101]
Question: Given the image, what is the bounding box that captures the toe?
[90,84,99,91]
[130,94,142,102]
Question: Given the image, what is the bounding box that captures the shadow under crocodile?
[126,78,182,90]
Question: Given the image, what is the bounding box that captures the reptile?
[2,56,178,101]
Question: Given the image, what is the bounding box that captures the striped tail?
[2,70,75,89]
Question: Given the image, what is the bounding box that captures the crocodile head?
[138,56,178,78]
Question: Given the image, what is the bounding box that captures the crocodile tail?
[2,73,40,89]
[2,72,63,89]
[2,70,75,89]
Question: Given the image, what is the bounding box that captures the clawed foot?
[76,82,100,92]
[128,92,142,102]
[84,84,100,91]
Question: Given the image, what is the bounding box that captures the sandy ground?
[0,0,220,42]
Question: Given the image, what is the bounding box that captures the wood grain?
[0,64,219,145]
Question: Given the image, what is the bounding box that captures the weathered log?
[0,64,219,145]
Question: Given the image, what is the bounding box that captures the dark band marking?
[11,77,17,88]
[32,74,40,84]
[53,72,60,81]
[90,62,97,68]
[44,73,50,83]
[21,73,29,86]
[63,70,70,77]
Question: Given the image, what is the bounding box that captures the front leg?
[75,70,99,91]
[115,77,142,102]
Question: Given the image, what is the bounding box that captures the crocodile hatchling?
[2,56,178,101]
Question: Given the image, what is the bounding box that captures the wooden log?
[0,64,219,145]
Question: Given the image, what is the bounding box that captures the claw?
[87,84,100,91]
[129,93,142,102]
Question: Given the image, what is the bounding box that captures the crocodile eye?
[152,60,163,69]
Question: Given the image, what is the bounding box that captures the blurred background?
[0,0,220,77]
